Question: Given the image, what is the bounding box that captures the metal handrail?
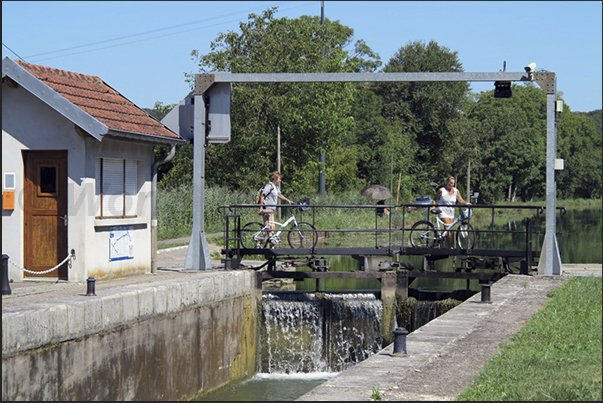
[220,203,556,266]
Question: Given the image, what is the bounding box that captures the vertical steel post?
[539,74,562,275]
[185,92,212,270]
[525,217,533,269]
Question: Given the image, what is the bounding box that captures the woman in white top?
[432,176,470,243]
[258,171,293,247]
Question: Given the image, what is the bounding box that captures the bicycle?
[240,202,317,249]
[409,207,475,249]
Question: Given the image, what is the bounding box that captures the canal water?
[194,207,601,401]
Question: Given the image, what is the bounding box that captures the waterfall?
[260,293,383,374]
[414,300,438,330]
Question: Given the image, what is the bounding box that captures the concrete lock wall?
[2,271,262,401]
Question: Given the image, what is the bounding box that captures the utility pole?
[466,159,471,202]
[318,1,326,194]
[277,125,281,221]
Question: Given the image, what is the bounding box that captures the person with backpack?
[258,171,293,247]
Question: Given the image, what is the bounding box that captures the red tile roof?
[16,60,181,141]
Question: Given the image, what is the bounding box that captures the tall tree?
[186,7,378,195]
[376,40,470,190]
[557,107,602,199]
[465,84,547,203]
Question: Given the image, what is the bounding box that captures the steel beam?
[195,72,531,92]
[260,270,506,281]
[191,70,559,274]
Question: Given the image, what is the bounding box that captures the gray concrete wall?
[2,270,262,401]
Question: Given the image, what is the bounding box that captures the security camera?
[525,62,537,73]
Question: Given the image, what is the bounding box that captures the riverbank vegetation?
[156,183,601,242]
[457,276,602,401]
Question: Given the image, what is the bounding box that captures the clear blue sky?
[3,1,601,112]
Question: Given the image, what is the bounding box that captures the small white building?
[2,57,185,282]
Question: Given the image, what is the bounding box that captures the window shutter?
[102,158,124,217]
[95,158,101,217]
[124,160,137,216]
[95,158,139,218]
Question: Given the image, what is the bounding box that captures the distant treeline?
[146,7,602,204]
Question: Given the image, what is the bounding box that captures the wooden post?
[466,159,471,202]
[396,172,402,207]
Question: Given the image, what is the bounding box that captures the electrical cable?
[22,1,314,63]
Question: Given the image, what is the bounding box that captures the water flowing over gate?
[261,293,383,373]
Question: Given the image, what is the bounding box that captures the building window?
[38,165,57,195]
[95,158,138,218]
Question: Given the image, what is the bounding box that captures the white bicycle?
[240,204,317,249]
[409,207,475,249]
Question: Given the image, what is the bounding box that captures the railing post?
[2,254,12,295]
[525,217,533,271]
[223,214,235,270]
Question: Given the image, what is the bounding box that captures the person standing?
[376,199,390,217]
[258,171,293,247]
[432,176,470,245]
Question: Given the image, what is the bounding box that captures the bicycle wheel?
[409,220,437,248]
[240,222,269,249]
[288,222,317,249]
[456,221,475,249]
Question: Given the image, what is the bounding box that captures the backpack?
[253,183,274,205]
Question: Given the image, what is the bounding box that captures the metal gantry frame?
[185,70,561,275]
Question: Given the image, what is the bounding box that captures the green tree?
[376,40,470,191]
[557,106,602,199]
[186,7,378,195]
[351,85,416,202]
[578,109,602,134]
[144,101,182,185]
[465,84,547,203]
[144,101,176,121]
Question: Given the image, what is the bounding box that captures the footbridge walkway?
[219,203,564,283]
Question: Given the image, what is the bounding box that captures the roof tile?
[16,60,181,141]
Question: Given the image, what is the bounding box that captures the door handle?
[59,215,68,226]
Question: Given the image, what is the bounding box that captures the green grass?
[371,385,383,400]
[457,277,602,401]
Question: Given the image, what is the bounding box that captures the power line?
[23,1,314,62]
[2,43,26,62]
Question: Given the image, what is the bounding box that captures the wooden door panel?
[24,150,68,278]
[31,216,61,265]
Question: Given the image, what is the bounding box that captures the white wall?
[83,137,154,280]
[2,80,155,282]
